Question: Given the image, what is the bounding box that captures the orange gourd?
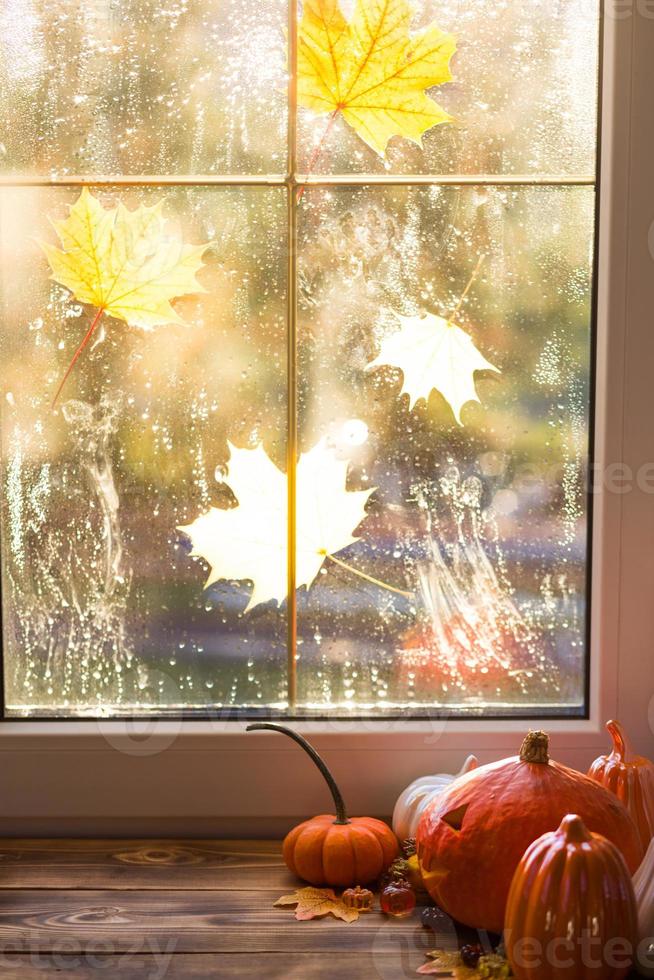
[505,814,637,980]
[246,723,398,887]
[588,720,654,851]
[416,730,644,933]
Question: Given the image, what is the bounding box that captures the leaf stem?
[450,253,486,320]
[326,553,414,599]
[52,306,105,409]
[297,110,340,203]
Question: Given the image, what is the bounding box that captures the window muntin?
[0,0,599,718]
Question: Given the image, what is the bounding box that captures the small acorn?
[400,838,427,893]
[380,856,411,889]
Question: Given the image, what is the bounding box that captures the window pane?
[297,185,593,715]
[0,0,600,720]
[0,0,287,176]
[297,0,599,176]
[0,187,288,715]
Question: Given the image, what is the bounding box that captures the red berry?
[460,944,483,968]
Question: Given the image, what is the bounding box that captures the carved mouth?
[420,864,450,888]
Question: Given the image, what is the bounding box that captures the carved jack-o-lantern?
[416,731,644,933]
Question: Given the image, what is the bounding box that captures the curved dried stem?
[450,254,486,319]
[326,553,414,599]
[246,722,349,824]
[52,307,104,408]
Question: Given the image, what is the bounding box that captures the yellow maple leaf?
[418,950,512,978]
[274,886,359,923]
[40,188,210,405]
[418,951,476,976]
[298,0,456,158]
[178,439,375,612]
[366,311,500,425]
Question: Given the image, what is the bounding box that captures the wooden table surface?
[0,839,469,979]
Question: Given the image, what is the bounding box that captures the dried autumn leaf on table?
[179,439,375,612]
[366,312,500,426]
[417,950,475,977]
[298,0,456,158]
[40,187,210,405]
[418,951,513,978]
[275,886,360,923]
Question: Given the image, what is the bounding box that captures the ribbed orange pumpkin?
[505,814,637,980]
[416,731,644,933]
[588,720,654,851]
[247,723,398,887]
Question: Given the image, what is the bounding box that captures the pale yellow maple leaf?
[179,439,375,612]
[298,0,456,158]
[40,188,210,404]
[274,886,359,923]
[366,312,500,425]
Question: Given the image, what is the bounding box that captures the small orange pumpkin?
[342,885,374,910]
[505,814,637,980]
[588,720,654,851]
[246,723,399,887]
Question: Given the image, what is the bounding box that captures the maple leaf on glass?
[40,188,210,406]
[178,439,375,613]
[298,0,456,158]
[366,312,500,425]
[274,886,359,923]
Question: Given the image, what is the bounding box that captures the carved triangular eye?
[441,803,469,831]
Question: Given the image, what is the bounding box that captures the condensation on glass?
[0,0,600,717]
[297,186,593,713]
[0,0,288,175]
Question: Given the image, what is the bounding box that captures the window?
[0,0,600,720]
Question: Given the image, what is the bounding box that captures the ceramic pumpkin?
[247,723,398,887]
[392,754,479,841]
[588,720,654,851]
[416,730,644,933]
[633,837,654,977]
[505,814,637,980]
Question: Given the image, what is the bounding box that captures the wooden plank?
[0,956,640,980]
[0,840,293,891]
[0,889,430,955]
[0,951,432,979]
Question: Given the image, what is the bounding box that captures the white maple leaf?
[179,439,375,612]
[366,312,500,425]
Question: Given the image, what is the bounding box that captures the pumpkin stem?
[559,813,592,844]
[606,719,630,761]
[519,730,550,764]
[246,723,350,825]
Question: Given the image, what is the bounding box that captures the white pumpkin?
[635,838,654,977]
[392,754,479,842]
